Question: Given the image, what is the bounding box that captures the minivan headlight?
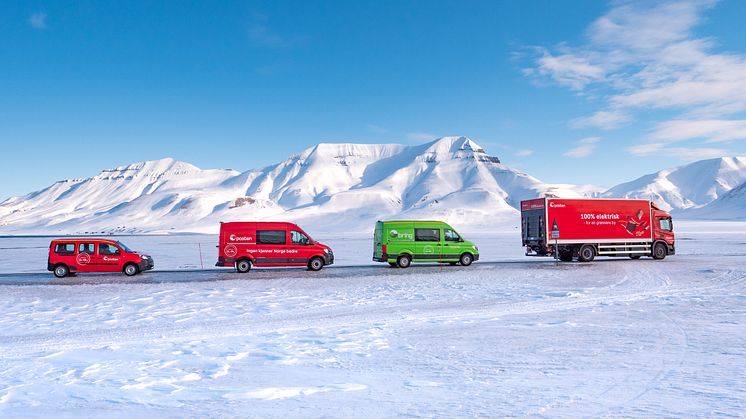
[324,248,331,254]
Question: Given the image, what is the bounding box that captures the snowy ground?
[0,222,745,416]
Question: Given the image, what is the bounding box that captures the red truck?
[521,198,675,262]
[48,238,154,278]
[215,221,334,272]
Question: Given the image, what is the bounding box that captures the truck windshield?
[116,241,134,253]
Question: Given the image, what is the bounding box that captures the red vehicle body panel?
[216,221,334,268]
[544,198,655,242]
[47,238,153,276]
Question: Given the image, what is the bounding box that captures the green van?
[373,220,479,268]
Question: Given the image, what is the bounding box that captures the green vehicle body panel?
[372,220,479,263]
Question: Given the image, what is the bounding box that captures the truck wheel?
[629,255,641,260]
[578,245,596,262]
[459,253,473,266]
[123,263,139,276]
[559,250,573,262]
[236,259,252,273]
[53,264,69,278]
[308,257,324,271]
[397,255,411,268]
[652,243,667,260]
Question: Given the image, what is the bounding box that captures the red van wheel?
[308,257,324,271]
[123,263,139,276]
[236,259,252,273]
[53,264,69,278]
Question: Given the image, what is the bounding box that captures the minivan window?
[54,243,75,254]
[415,228,440,242]
[79,243,95,254]
[444,229,461,242]
[98,243,121,255]
[117,241,134,253]
[257,230,286,245]
[659,218,672,232]
[291,231,310,245]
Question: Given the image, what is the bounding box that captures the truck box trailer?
[521,198,675,262]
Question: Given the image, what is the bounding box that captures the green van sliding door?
[413,226,441,261]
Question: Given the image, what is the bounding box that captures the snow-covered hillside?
[602,157,746,211]
[0,137,595,235]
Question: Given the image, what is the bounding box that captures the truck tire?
[652,242,667,260]
[559,250,573,262]
[578,244,596,262]
[123,263,139,276]
[308,257,324,271]
[459,253,473,266]
[397,255,411,268]
[236,258,252,273]
[53,264,69,278]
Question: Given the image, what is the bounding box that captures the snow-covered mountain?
[602,157,746,211]
[0,137,596,234]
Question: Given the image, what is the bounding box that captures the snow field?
[0,226,744,416]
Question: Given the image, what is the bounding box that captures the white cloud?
[525,0,745,161]
[650,119,746,143]
[28,12,47,30]
[514,149,534,157]
[366,124,389,134]
[627,142,727,160]
[570,110,631,130]
[564,137,600,158]
[406,132,437,142]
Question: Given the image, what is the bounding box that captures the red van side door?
[76,242,97,273]
[254,229,288,266]
[289,230,313,265]
[97,242,124,272]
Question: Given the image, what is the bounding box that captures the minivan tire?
[652,242,667,260]
[123,263,139,276]
[308,257,324,271]
[459,253,473,266]
[53,264,69,278]
[578,245,596,262]
[236,259,252,273]
[397,255,411,268]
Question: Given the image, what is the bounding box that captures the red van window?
[78,243,95,254]
[54,243,75,254]
[98,243,121,255]
[257,230,286,245]
[291,231,310,245]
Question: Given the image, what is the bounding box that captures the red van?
[215,221,334,272]
[48,238,154,278]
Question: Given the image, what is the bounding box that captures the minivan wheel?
[652,243,667,260]
[123,263,139,276]
[578,245,596,262]
[460,253,473,266]
[397,255,411,268]
[236,259,252,273]
[308,257,324,271]
[53,264,69,278]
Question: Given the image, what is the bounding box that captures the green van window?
[444,229,461,242]
[415,228,440,242]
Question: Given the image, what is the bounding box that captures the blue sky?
[2,0,746,199]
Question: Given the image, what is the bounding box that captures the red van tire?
[236,259,252,273]
[459,253,474,266]
[53,264,69,278]
[396,255,411,268]
[308,257,324,271]
[123,263,139,276]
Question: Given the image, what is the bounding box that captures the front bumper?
[323,252,334,266]
[138,256,154,272]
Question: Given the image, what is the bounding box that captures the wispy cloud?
[514,149,534,157]
[524,0,746,160]
[627,142,727,160]
[366,124,389,135]
[564,137,600,158]
[28,12,47,30]
[406,132,437,142]
[247,14,293,48]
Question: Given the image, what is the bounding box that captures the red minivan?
[215,221,334,272]
[48,238,154,278]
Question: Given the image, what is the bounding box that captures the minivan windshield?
[117,241,134,253]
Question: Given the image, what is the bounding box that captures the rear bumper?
[216,257,235,267]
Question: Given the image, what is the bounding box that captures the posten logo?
[229,234,253,242]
